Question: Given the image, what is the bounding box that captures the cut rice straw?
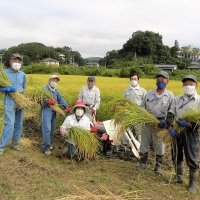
[0,67,34,109]
[29,87,66,117]
[67,127,100,161]
[112,99,173,143]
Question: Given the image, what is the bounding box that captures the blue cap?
[88,76,95,81]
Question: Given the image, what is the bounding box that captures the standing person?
[124,71,146,142]
[78,76,100,121]
[0,53,25,155]
[41,75,71,155]
[60,101,90,158]
[137,71,174,175]
[169,75,200,193]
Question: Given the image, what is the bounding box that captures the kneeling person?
[60,101,90,158]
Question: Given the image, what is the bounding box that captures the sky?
[0,0,200,57]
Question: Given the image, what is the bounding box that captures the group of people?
[0,53,199,193]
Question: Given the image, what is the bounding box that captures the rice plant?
[0,68,34,109]
[67,127,100,160]
[113,100,159,137]
[29,87,66,117]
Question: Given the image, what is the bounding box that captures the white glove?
[60,127,67,136]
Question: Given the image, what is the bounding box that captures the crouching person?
[41,75,71,156]
[169,75,200,193]
[60,101,90,158]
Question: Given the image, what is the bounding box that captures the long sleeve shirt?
[1,68,26,93]
[78,85,100,110]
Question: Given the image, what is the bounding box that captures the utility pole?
[72,54,74,66]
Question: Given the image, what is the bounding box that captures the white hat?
[49,75,60,81]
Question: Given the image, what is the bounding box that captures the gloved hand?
[60,127,67,136]
[100,133,108,141]
[90,127,98,134]
[47,99,56,105]
[169,128,177,137]
[66,106,71,113]
[177,119,190,127]
[158,119,167,128]
[92,109,96,116]
[2,86,17,93]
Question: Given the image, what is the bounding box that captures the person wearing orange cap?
[41,75,71,156]
[60,101,90,158]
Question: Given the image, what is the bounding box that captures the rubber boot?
[137,153,148,171]
[154,155,163,175]
[171,163,183,184]
[188,169,198,193]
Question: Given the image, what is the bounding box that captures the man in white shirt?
[123,71,146,142]
[78,76,100,121]
[124,71,146,106]
[60,101,90,158]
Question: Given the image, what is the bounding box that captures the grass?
[0,75,200,199]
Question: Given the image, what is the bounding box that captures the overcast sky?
[0,0,200,57]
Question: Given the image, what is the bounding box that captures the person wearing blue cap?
[0,53,25,155]
[169,75,200,193]
[137,71,175,175]
[78,76,100,121]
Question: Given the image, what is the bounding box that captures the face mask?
[12,63,21,71]
[50,81,58,88]
[156,81,166,90]
[131,80,138,87]
[75,109,84,117]
[183,85,196,95]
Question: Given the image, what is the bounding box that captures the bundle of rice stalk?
[182,109,200,123]
[158,129,173,143]
[29,87,66,117]
[67,127,100,160]
[113,100,174,143]
[172,109,200,134]
[0,68,34,109]
[113,102,159,133]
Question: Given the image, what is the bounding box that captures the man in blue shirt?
[0,53,26,155]
[41,75,71,155]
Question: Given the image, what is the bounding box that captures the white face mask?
[183,85,196,96]
[12,63,21,71]
[131,80,138,87]
[50,81,58,88]
[75,109,84,117]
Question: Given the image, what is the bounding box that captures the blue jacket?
[42,85,68,108]
[0,68,26,93]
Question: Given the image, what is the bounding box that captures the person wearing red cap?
[78,76,100,121]
[60,101,90,158]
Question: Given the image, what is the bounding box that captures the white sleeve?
[78,87,84,101]
[94,88,100,110]
[61,116,71,129]
[82,117,91,131]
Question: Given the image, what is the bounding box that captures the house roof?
[41,58,59,62]
[188,65,200,69]
[155,64,177,69]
